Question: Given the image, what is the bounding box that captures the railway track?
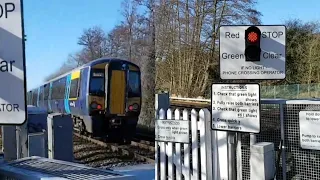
[73,132,155,164]
[72,98,212,168]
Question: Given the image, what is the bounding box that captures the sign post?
[0,0,27,125]
[214,25,286,180]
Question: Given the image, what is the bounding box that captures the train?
[27,57,142,142]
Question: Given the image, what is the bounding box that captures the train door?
[108,63,126,115]
[104,64,109,111]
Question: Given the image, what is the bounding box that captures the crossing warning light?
[245,26,261,61]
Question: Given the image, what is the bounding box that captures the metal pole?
[297,84,300,99]
[250,133,256,146]
[228,132,237,180]
[16,126,21,159]
[279,103,287,180]
[236,133,242,180]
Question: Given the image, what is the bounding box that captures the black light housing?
[245,26,261,61]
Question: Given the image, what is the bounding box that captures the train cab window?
[128,71,141,97]
[90,77,105,96]
[89,71,104,96]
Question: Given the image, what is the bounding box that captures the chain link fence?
[239,99,320,180]
[261,83,320,99]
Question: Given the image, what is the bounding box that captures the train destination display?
[155,119,190,143]
[299,111,320,150]
[0,0,27,124]
[219,25,286,80]
[211,83,260,133]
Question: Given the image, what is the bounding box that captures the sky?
[24,0,320,90]
[24,0,125,90]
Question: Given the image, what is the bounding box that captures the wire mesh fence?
[239,99,320,180]
[239,101,283,180]
[261,83,320,99]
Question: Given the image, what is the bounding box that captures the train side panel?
[64,74,71,114]
[68,69,83,116]
[78,67,89,116]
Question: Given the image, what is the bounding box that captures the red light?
[129,105,133,111]
[97,105,102,109]
[248,32,258,43]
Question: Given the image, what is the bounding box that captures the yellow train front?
[80,58,142,142]
[27,58,142,143]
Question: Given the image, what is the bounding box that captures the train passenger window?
[51,80,59,99]
[39,86,45,101]
[69,78,80,98]
[128,71,141,97]
[57,78,66,99]
[51,78,66,100]
[27,91,32,104]
[32,90,38,105]
[44,84,50,100]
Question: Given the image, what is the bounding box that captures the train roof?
[86,57,139,67]
[29,57,139,92]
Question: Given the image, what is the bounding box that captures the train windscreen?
[128,71,141,97]
[89,70,105,96]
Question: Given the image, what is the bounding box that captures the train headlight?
[91,102,97,109]
[91,102,102,110]
[128,103,139,111]
[132,103,139,110]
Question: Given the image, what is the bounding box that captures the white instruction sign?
[211,83,260,133]
[219,25,286,80]
[299,111,320,150]
[155,119,189,143]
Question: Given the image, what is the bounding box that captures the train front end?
[88,59,141,141]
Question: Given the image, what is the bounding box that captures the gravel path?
[73,134,146,169]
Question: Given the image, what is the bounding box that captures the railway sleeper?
[130,141,155,152]
[74,133,155,164]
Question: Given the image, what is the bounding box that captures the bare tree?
[154,0,262,97]
[120,0,139,60]
[129,0,156,127]
[77,26,107,63]
[105,24,130,59]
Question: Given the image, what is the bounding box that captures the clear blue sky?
[24,0,124,90]
[24,0,320,90]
